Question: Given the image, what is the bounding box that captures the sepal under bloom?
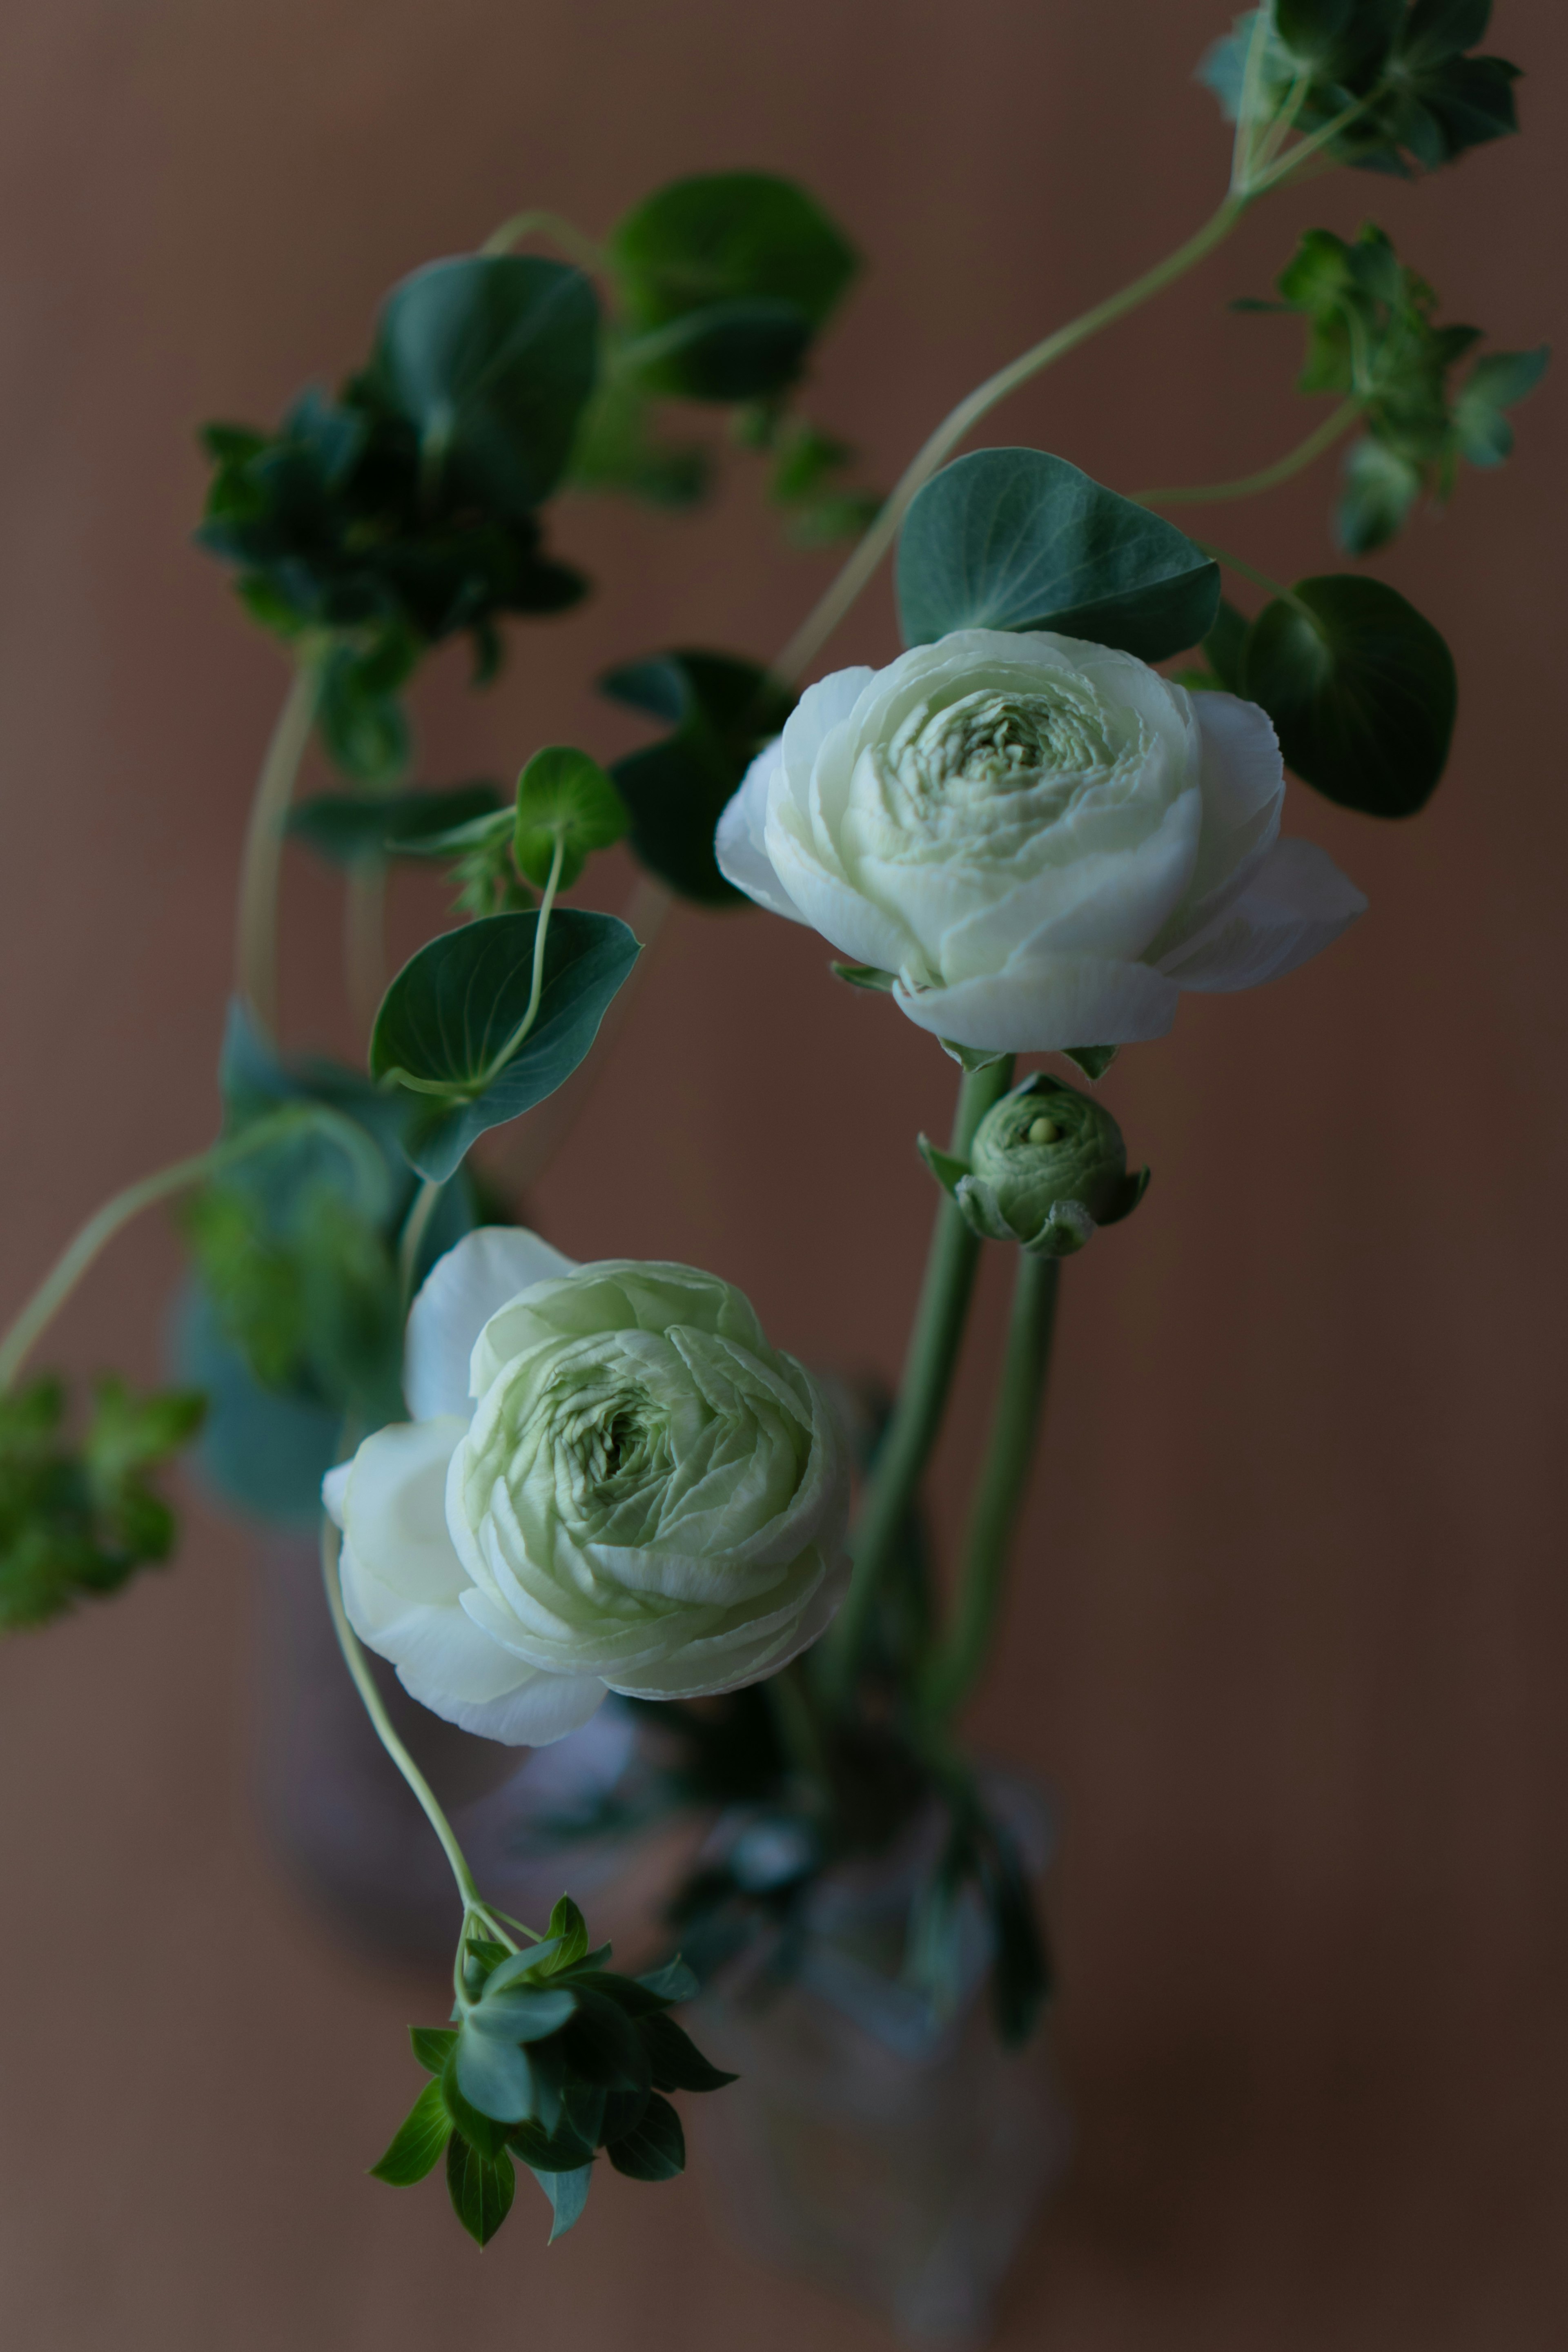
[323,1228,850,1746]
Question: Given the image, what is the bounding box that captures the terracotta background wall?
[1,1,1564,2344]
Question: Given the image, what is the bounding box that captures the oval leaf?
[373,256,599,519]
[606,2091,686,2182]
[445,2134,516,2247]
[370,909,641,1182]
[1241,574,1457,817]
[513,745,628,891]
[897,448,1220,660]
[370,2079,452,2185]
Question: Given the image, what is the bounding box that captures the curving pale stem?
[1132,397,1361,510]
[235,662,319,1037]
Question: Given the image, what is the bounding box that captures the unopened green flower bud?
[953,1073,1149,1257]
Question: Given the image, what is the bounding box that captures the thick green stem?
[235,662,319,1039]
[920,1250,1061,1726]
[1133,398,1361,509]
[817,1058,1014,1709]
[771,196,1247,686]
[0,1104,373,1394]
[319,1516,486,1915]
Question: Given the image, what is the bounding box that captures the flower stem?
[475,829,567,1086]
[397,1175,445,1311]
[920,1250,1061,1726]
[1132,398,1361,509]
[235,662,319,1040]
[344,857,389,1044]
[816,1057,1015,1711]
[0,1104,368,1394]
[318,1515,488,1916]
[771,196,1248,686]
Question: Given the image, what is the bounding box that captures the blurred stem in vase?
[345,857,389,1043]
[235,660,319,1039]
[921,1250,1061,1727]
[816,1056,1014,1711]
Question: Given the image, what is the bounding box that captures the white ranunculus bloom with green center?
[323,1229,850,1746]
[716,628,1367,1051]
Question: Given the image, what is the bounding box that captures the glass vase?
[688,1777,1071,2348]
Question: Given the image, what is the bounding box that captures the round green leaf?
[372,256,599,520]
[370,909,641,1182]
[1242,575,1457,818]
[512,745,628,891]
[897,448,1220,661]
[609,172,857,340]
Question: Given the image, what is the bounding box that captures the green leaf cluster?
[1194,579,1456,816]
[897,448,1220,661]
[198,255,598,780]
[1200,3,1522,180]
[372,1896,734,2247]
[0,1375,204,1632]
[599,651,795,903]
[1247,222,1548,552]
[571,174,873,534]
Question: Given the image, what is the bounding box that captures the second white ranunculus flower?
[715,628,1367,1051]
[324,1229,850,1746]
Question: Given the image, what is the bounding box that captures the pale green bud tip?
[958,1072,1149,1256]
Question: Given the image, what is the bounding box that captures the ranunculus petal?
[778,663,875,776]
[608,1549,851,1699]
[339,1417,469,1603]
[763,829,915,975]
[1147,689,1285,957]
[714,739,805,921]
[1156,835,1367,992]
[893,950,1180,1051]
[405,1226,578,1419]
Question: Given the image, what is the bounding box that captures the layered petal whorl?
[324,1233,849,1746]
[716,628,1365,1049]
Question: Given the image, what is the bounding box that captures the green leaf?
[830,962,896,993]
[1452,344,1550,467]
[916,1135,970,1198]
[1241,575,1457,817]
[528,2162,592,2241]
[561,1991,652,2093]
[445,2134,516,2247]
[1276,0,1401,78]
[1336,438,1423,556]
[1062,1044,1118,1083]
[939,1039,1010,1074]
[287,783,503,866]
[472,1986,579,2042]
[372,255,599,519]
[455,2017,538,2125]
[512,746,629,891]
[411,2025,458,2075]
[370,909,641,1182]
[637,2012,737,2095]
[543,1895,591,1972]
[635,1957,700,2005]
[441,2045,516,2154]
[1400,0,1493,69]
[606,2092,686,2182]
[600,650,794,903]
[370,2080,453,2185]
[898,448,1220,661]
[608,174,857,402]
[1201,599,1249,694]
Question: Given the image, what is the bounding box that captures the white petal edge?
[714,740,806,921]
[405,1226,579,1419]
[1158,835,1367,992]
[893,951,1180,1052]
[607,1550,852,1700]
[338,1416,470,1604]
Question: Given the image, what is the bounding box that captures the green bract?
[923,1074,1148,1258]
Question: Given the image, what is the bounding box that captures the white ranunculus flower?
[323,1229,850,1747]
[715,628,1366,1051]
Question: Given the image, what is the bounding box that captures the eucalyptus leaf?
[512,746,628,891]
[445,2135,516,2247]
[897,448,1219,660]
[370,910,641,1182]
[372,256,598,519]
[530,2162,592,2241]
[370,2080,452,2185]
[606,2092,686,2182]
[1241,575,1456,817]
